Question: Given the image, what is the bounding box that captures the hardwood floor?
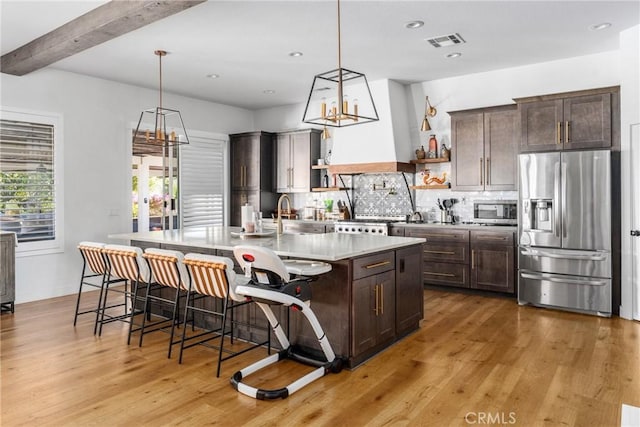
[2,288,639,426]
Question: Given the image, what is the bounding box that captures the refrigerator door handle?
[520,248,607,261]
[554,162,561,238]
[561,161,567,239]
[520,272,608,286]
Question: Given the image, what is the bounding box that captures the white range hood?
[329,79,414,170]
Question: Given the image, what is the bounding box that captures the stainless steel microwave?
[473,200,517,225]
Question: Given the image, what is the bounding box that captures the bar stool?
[179,253,271,377]
[140,248,190,357]
[100,244,150,343]
[74,242,126,334]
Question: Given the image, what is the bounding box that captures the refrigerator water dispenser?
[529,199,554,232]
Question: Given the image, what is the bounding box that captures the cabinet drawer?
[389,226,405,236]
[470,230,514,246]
[423,262,469,288]
[405,228,469,243]
[353,251,395,280]
[422,242,469,264]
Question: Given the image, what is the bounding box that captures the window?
[0,109,63,254]
[179,134,227,227]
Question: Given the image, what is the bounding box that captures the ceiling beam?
[0,0,206,76]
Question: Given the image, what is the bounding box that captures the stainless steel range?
[334,215,405,235]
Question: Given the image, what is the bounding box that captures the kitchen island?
[109,227,425,368]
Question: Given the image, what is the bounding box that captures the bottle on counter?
[255,211,263,233]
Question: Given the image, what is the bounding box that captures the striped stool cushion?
[143,248,188,290]
[103,244,150,283]
[77,241,107,275]
[183,253,246,302]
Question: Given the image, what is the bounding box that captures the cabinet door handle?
[424,250,455,255]
[565,121,570,143]
[422,234,460,241]
[471,249,475,269]
[424,271,456,277]
[477,236,508,241]
[373,285,379,315]
[379,283,384,315]
[479,158,483,185]
[364,260,391,269]
[557,122,562,144]
[486,158,490,186]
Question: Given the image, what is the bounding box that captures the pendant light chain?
[158,51,163,110]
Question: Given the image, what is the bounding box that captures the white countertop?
[108,227,425,262]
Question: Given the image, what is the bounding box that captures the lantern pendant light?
[302,0,378,127]
[132,50,189,147]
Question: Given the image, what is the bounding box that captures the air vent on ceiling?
[426,33,466,48]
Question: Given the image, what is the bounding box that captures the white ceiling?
[1,1,639,110]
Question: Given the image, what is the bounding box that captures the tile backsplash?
[415,189,518,223]
[291,171,517,222]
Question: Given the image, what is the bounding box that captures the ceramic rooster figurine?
[422,170,448,185]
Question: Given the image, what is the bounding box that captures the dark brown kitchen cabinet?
[351,251,396,359]
[352,270,395,357]
[229,131,277,226]
[405,228,470,288]
[1,232,16,313]
[470,230,515,293]
[517,88,616,152]
[395,245,423,336]
[230,131,274,191]
[388,225,405,236]
[276,129,321,193]
[450,105,518,191]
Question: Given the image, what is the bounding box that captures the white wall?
[408,50,620,150]
[619,25,640,320]
[0,69,254,303]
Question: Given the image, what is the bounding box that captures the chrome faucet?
[276,193,291,235]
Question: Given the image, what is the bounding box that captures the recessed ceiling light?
[289,51,303,57]
[405,20,424,29]
[206,74,220,79]
[589,22,612,31]
[263,90,275,94]
[446,52,462,59]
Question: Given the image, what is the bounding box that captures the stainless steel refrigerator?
[518,150,612,316]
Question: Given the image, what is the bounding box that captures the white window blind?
[0,118,56,243]
[179,135,226,228]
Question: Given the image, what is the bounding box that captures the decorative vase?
[440,144,450,160]
[427,135,438,158]
[415,146,426,160]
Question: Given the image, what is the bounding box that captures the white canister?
[241,204,255,229]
